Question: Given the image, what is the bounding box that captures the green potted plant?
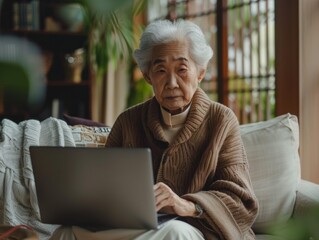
[78,0,146,81]
[77,0,147,122]
[268,204,319,239]
[51,0,146,121]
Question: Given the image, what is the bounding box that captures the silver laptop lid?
[30,146,158,230]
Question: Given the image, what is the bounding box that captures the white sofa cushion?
[240,113,301,233]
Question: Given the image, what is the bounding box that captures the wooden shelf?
[0,0,92,121]
[3,29,86,36]
[2,30,88,51]
[46,81,90,87]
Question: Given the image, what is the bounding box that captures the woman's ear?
[197,69,206,83]
[143,73,152,85]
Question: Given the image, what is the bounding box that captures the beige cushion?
[70,125,111,147]
[240,113,301,233]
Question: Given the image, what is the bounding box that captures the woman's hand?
[154,182,197,217]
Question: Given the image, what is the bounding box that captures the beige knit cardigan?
[106,88,258,240]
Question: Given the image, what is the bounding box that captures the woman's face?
[144,41,206,114]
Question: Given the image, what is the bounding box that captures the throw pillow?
[240,113,301,233]
[63,114,107,127]
[70,125,111,147]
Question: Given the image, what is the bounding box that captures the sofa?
[239,113,319,239]
[0,113,318,239]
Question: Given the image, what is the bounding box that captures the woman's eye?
[179,68,187,73]
[156,69,166,73]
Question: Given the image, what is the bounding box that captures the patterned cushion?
[240,113,301,233]
[70,125,111,147]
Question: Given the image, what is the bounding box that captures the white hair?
[133,19,213,73]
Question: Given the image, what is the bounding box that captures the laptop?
[29,146,176,230]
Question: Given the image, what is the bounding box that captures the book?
[13,2,20,30]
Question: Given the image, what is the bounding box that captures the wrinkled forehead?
[151,41,190,63]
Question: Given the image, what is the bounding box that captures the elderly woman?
[104,19,258,239]
[52,19,258,240]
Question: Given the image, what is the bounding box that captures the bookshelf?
[0,0,92,122]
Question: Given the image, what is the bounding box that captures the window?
[148,0,275,123]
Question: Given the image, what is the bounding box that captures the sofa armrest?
[293,179,319,217]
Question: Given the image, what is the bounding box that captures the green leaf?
[79,0,146,78]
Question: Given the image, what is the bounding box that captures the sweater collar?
[145,88,212,144]
[175,88,211,144]
[160,105,190,128]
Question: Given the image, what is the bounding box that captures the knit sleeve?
[183,109,258,240]
[105,104,146,148]
[105,112,125,147]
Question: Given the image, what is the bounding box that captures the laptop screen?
[30,146,159,229]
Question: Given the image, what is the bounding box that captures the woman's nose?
[166,73,179,89]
